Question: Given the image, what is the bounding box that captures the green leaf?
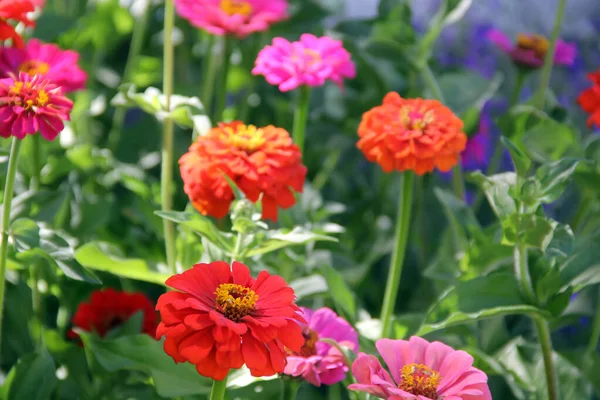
[561,350,600,394]
[559,232,600,291]
[0,350,57,400]
[79,333,211,397]
[501,137,531,177]
[289,275,328,300]
[536,159,579,203]
[544,223,574,261]
[522,119,576,163]
[322,265,356,321]
[245,227,337,257]
[417,272,549,335]
[9,218,40,252]
[155,211,234,252]
[470,172,517,219]
[501,213,555,250]
[74,242,170,285]
[434,188,481,238]
[438,71,503,116]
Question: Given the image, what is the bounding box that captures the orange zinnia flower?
[357,92,467,175]
[179,121,306,221]
[155,261,305,380]
[577,68,600,128]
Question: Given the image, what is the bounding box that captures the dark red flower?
[68,288,157,340]
[578,68,600,128]
[0,0,35,48]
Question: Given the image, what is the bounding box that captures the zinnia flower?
[155,261,305,380]
[577,68,600,128]
[252,34,356,92]
[487,29,576,69]
[0,39,87,93]
[179,121,306,221]
[68,288,157,340]
[0,0,35,48]
[284,307,359,387]
[349,336,491,400]
[357,92,467,175]
[0,72,73,140]
[174,0,287,38]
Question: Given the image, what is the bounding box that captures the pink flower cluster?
[253,34,356,92]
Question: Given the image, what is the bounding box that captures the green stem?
[514,242,535,304]
[30,261,43,347]
[380,172,414,338]
[534,318,558,400]
[161,0,177,275]
[209,377,228,400]
[451,160,465,200]
[0,138,23,362]
[109,0,151,151]
[231,232,243,263]
[292,85,311,155]
[212,37,233,123]
[280,380,300,400]
[587,288,600,355]
[533,0,568,110]
[30,134,41,191]
[421,63,445,103]
[201,35,219,113]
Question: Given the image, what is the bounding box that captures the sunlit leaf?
[245,227,337,257]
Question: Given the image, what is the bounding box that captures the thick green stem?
[0,138,23,361]
[231,232,243,263]
[161,0,177,275]
[451,159,465,200]
[209,377,228,400]
[533,0,568,110]
[213,37,233,123]
[201,35,219,113]
[109,0,151,151]
[280,380,300,400]
[588,288,600,355]
[534,318,559,400]
[292,85,311,155]
[30,134,41,191]
[380,172,414,338]
[30,261,43,347]
[513,243,535,304]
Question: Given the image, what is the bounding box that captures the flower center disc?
[10,81,49,110]
[19,60,50,76]
[398,363,441,399]
[220,0,253,16]
[399,105,433,131]
[517,33,549,59]
[223,124,266,153]
[214,283,258,321]
[298,328,319,357]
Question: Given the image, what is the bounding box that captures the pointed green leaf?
[536,159,579,203]
[501,213,555,250]
[501,137,531,177]
[322,265,356,321]
[470,171,517,219]
[155,211,234,252]
[0,350,57,400]
[245,227,337,257]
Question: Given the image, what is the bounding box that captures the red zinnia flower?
[0,72,73,140]
[357,92,467,175]
[578,68,600,128]
[0,0,35,48]
[156,261,305,380]
[68,288,158,340]
[179,121,306,221]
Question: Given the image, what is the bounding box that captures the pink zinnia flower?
[284,307,359,386]
[349,336,491,400]
[252,34,356,92]
[487,29,576,69]
[0,72,73,140]
[174,0,287,38]
[0,39,87,93]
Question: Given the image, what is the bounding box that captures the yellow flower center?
[19,60,50,76]
[220,0,253,16]
[222,124,266,153]
[517,33,549,59]
[399,105,434,131]
[214,283,258,321]
[398,364,441,399]
[9,81,49,110]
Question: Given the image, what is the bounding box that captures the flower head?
[578,68,600,128]
[0,39,87,92]
[284,307,358,386]
[0,72,73,140]
[68,289,157,340]
[252,34,356,92]
[179,121,306,221]
[487,29,576,69]
[349,336,491,400]
[174,0,287,38]
[0,0,35,48]
[155,261,305,380]
[357,92,467,175]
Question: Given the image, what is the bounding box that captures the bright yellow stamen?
[19,60,50,76]
[398,363,441,399]
[223,124,266,153]
[399,105,434,131]
[220,0,253,16]
[214,283,258,321]
[36,90,49,107]
[517,33,549,59]
[10,81,23,93]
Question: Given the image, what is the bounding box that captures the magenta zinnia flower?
[349,336,491,400]
[284,307,359,387]
[0,72,73,140]
[0,39,87,93]
[252,34,356,92]
[174,0,287,38]
[487,29,576,69]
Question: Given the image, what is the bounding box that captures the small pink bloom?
[0,39,87,93]
[174,0,287,38]
[284,307,359,387]
[0,72,73,140]
[349,336,492,400]
[487,29,576,69]
[252,34,356,92]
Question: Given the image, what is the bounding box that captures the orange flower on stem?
[179,121,306,221]
[357,92,467,175]
[577,68,600,129]
[0,0,35,48]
